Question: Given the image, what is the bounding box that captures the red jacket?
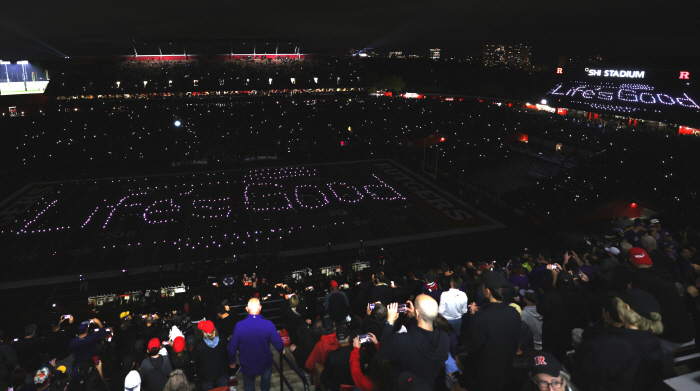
[350,346,376,391]
[305,334,338,372]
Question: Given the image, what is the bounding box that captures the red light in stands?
[631,203,637,207]
[440,137,445,142]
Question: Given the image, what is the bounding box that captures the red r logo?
[556,68,563,74]
[680,71,690,79]
[535,356,547,366]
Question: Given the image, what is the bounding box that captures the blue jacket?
[67,329,109,365]
[228,314,284,376]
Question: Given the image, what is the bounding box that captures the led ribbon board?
[547,81,699,114]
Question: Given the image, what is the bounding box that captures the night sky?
[1,0,697,61]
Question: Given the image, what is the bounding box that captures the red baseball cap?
[629,247,652,266]
[198,320,215,334]
[147,338,160,352]
[331,280,338,289]
[172,336,186,353]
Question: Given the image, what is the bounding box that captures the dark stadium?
[1,5,700,390]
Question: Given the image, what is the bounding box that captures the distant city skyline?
[0,0,697,61]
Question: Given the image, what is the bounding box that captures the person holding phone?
[378,296,450,388]
[67,319,110,369]
[44,315,74,370]
[350,333,384,391]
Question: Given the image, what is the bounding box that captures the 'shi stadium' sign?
[587,68,645,78]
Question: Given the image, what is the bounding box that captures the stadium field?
[0,159,503,283]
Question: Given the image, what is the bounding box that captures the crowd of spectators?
[3,95,699,227]
[45,57,364,97]
[1,215,699,390]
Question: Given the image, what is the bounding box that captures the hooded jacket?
[140,355,172,391]
[631,267,695,343]
[462,301,522,391]
[378,322,450,389]
[193,336,229,382]
[573,326,663,391]
[305,333,338,372]
[522,305,543,350]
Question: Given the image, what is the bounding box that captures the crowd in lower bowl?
[1,217,699,391]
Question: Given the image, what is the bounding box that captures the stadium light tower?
[17,61,28,81]
[0,61,10,83]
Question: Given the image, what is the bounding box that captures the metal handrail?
[271,347,310,391]
[271,357,295,391]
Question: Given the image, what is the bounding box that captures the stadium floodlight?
[541,99,547,105]
[0,61,10,65]
[17,61,29,64]
[174,120,181,127]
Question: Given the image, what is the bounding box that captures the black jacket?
[13,337,43,374]
[370,284,393,306]
[378,322,450,388]
[0,344,18,381]
[140,355,172,391]
[462,302,521,391]
[320,345,355,391]
[648,249,676,280]
[573,326,663,391]
[191,338,229,382]
[631,267,695,343]
[44,329,72,361]
[281,303,307,344]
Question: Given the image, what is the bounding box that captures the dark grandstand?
[0,49,699,391]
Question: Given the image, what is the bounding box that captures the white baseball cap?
[125,370,141,391]
[605,246,620,255]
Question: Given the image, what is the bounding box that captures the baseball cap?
[331,280,338,289]
[198,320,215,334]
[531,351,562,378]
[604,246,620,255]
[169,325,184,342]
[629,248,653,266]
[125,370,141,391]
[120,311,130,320]
[397,372,432,391]
[634,218,643,227]
[322,317,335,335]
[664,240,678,250]
[147,338,161,352]
[336,325,349,341]
[173,336,186,353]
[508,261,522,270]
[650,219,660,224]
[78,321,90,333]
[482,270,508,292]
[618,288,661,320]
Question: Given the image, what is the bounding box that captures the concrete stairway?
[234,347,311,391]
